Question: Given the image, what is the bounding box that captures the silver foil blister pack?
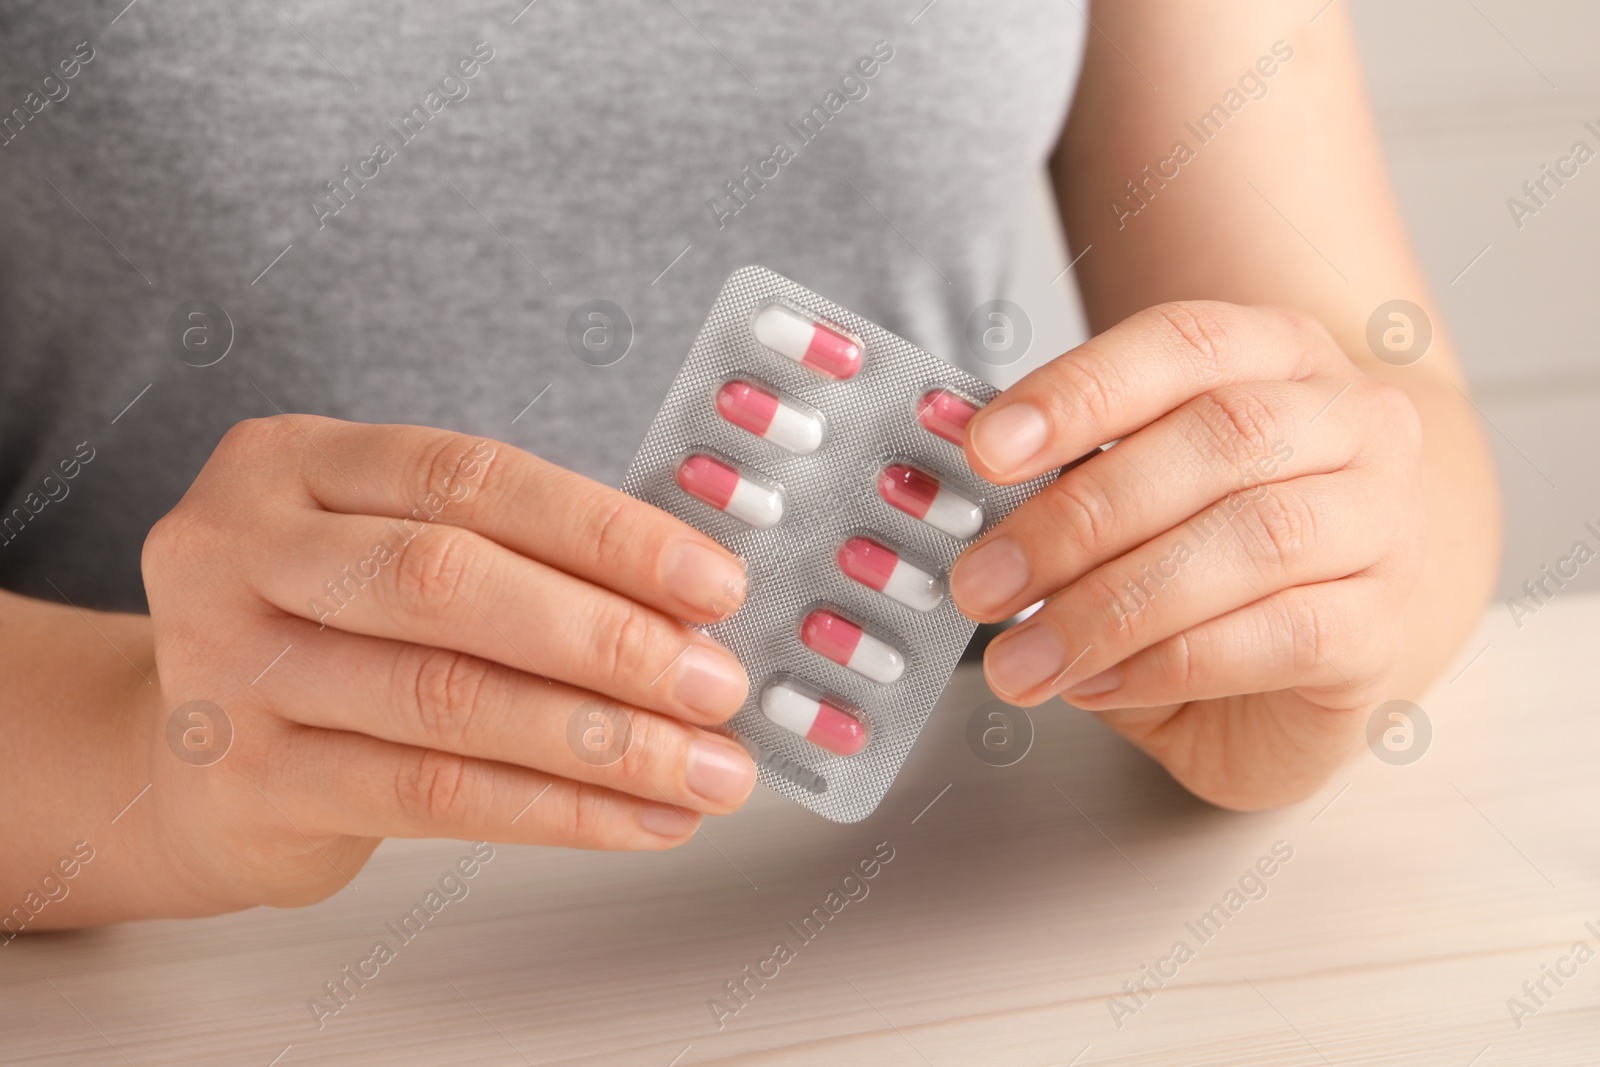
[622,266,1057,822]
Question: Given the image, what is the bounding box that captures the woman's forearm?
[0,592,186,932]
[1051,0,1500,692]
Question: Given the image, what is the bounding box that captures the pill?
[760,683,869,757]
[751,303,863,380]
[676,454,783,528]
[837,537,943,612]
[877,464,983,539]
[799,608,905,684]
[715,380,824,455]
[916,389,980,446]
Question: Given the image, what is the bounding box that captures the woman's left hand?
[951,300,1426,810]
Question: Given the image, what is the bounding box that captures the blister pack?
[622,267,1057,822]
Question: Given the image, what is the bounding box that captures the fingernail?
[951,538,1030,617]
[661,540,747,618]
[639,802,696,837]
[986,624,1064,698]
[1065,665,1121,699]
[685,740,756,806]
[670,645,748,718]
[971,404,1049,476]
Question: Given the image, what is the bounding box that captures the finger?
[216,418,746,623]
[250,511,748,723]
[963,302,1338,483]
[1061,576,1397,710]
[952,377,1366,621]
[981,473,1389,705]
[257,618,756,814]
[255,725,704,850]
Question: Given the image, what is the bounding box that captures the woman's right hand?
[135,416,756,914]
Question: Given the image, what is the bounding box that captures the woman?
[0,0,1497,928]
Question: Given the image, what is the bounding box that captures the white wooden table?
[5,593,1598,1066]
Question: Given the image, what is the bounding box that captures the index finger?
[963,302,1329,484]
[229,417,746,624]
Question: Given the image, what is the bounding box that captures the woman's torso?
[0,0,1083,608]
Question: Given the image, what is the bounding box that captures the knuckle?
[1087,570,1151,646]
[211,417,313,486]
[214,417,285,460]
[1275,304,1331,343]
[1139,630,1201,697]
[1235,488,1318,575]
[393,748,474,827]
[1167,629,1203,693]
[1272,306,1341,375]
[559,780,616,842]
[409,432,490,516]
[142,500,235,598]
[151,421,296,581]
[1154,301,1236,383]
[391,525,479,617]
[1048,473,1119,557]
[584,496,637,577]
[1186,389,1282,470]
[588,600,662,683]
[141,509,192,580]
[1279,592,1340,674]
[401,646,493,751]
[1051,355,1125,432]
[201,419,291,496]
[608,709,661,789]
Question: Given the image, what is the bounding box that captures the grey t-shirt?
[0,0,1082,611]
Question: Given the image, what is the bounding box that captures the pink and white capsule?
[760,683,869,757]
[675,454,783,529]
[916,389,980,446]
[715,380,824,454]
[751,303,863,380]
[877,464,984,539]
[800,609,905,684]
[837,537,943,612]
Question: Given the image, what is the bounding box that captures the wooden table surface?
[5,593,1598,1066]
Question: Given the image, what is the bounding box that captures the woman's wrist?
[0,598,211,929]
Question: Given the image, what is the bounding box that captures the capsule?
[751,303,862,380]
[799,608,904,684]
[676,454,783,529]
[715,380,824,455]
[917,389,980,446]
[837,537,943,612]
[877,464,983,539]
[760,683,869,757]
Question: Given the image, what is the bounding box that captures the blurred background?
[1002,0,1599,602]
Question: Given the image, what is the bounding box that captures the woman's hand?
[133,417,757,915]
[951,301,1426,810]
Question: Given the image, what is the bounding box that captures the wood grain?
[4,593,1597,1065]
